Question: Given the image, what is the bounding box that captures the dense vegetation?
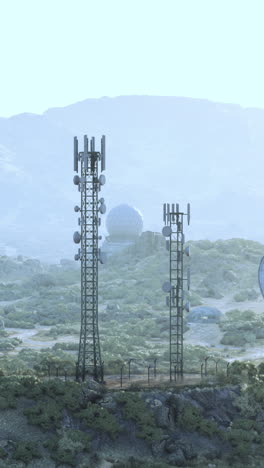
[0,367,264,466]
[0,237,263,377]
[0,236,263,465]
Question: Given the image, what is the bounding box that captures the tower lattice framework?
[73,135,106,382]
[162,203,191,380]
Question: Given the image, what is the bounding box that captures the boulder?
[100,394,117,411]
[155,405,171,429]
[167,448,186,466]
[165,436,196,460]
[79,379,105,405]
[106,303,120,314]
[144,395,174,429]
[86,378,105,393]
[165,438,179,454]
[151,439,166,457]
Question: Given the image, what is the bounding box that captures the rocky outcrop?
[0,382,252,467]
[108,386,242,466]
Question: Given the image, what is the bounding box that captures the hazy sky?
[1,0,263,117]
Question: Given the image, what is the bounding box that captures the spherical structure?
[106,204,143,240]
[188,306,222,323]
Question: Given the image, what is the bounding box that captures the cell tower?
[162,203,191,380]
[73,134,106,382]
[258,256,264,298]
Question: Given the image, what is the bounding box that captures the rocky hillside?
[1,374,264,467]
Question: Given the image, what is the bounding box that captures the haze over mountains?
[1,95,264,262]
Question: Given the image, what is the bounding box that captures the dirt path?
[202,295,264,314]
[184,323,223,347]
[0,296,32,307]
[5,326,78,353]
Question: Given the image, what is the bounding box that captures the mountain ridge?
[1,95,264,261]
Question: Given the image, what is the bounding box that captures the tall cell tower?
[162,203,191,380]
[73,134,106,382]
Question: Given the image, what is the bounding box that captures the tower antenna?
[162,203,191,380]
[73,134,106,382]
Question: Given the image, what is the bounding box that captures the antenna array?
[162,203,191,380]
[73,134,106,382]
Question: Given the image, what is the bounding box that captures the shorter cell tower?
[258,256,264,298]
[162,203,191,380]
[73,134,106,382]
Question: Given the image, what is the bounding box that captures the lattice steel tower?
[73,135,106,382]
[162,203,191,380]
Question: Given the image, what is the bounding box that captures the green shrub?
[232,418,259,432]
[61,383,84,411]
[205,287,223,299]
[0,339,15,350]
[224,426,259,459]
[52,342,79,351]
[226,309,257,321]
[116,392,162,443]
[248,383,264,403]
[113,459,172,468]
[49,430,90,466]
[24,400,62,429]
[195,240,214,250]
[0,448,6,459]
[36,380,83,410]
[188,292,203,306]
[220,331,255,346]
[45,429,91,466]
[228,361,257,384]
[0,395,16,410]
[43,436,58,451]
[0,396,8,410]
[0,376,27,406]
[233,390,260,419]
[12,441,41,464]
[215,371,229,386]
[66,429,91,451]
[177,404,219,437]
[30,273,56,288]
[233,289,259,302]
[45,325,78,338]
[258,362,264,377]
[3,319,34,328]
[233,291,249,302]
[78,402,120,440]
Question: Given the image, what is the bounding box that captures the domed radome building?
[102,204,143,255]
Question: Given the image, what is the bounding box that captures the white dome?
[106,204,143,240]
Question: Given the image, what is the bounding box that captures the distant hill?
[1,95,264,261]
